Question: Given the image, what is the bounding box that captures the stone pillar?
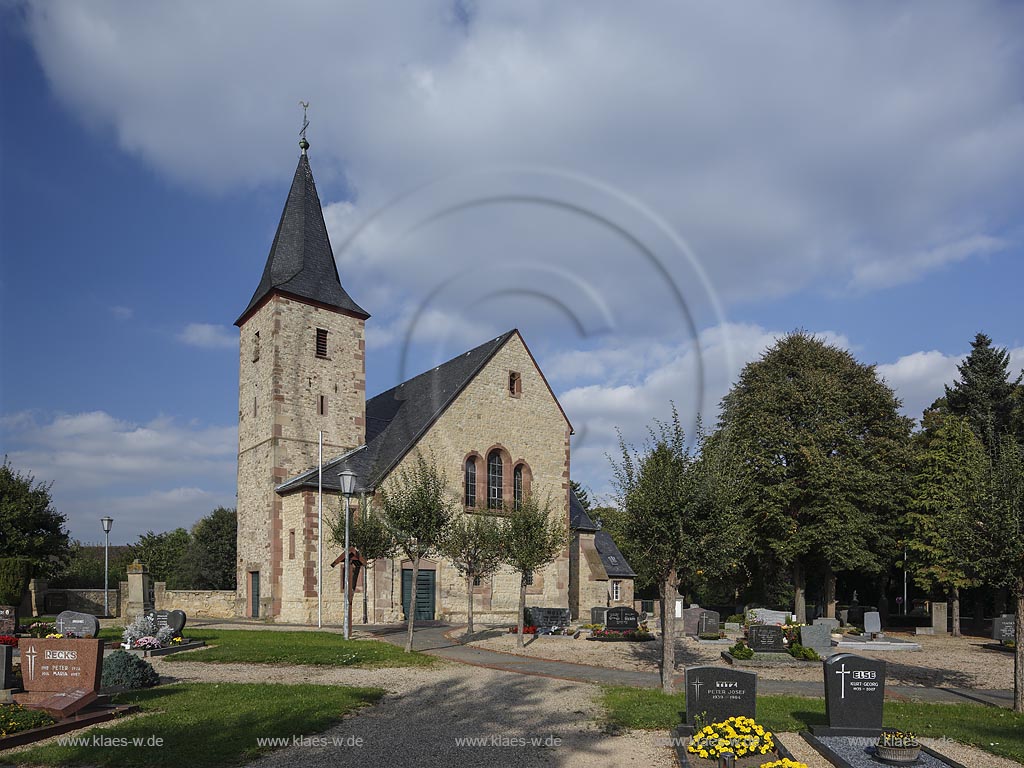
[930,601,948,635]
[118,581,129,619]
[26,579,48,617]
[126,561,153,620]
[154,581,167,610]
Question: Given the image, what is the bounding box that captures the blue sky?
[1,2,1022,544]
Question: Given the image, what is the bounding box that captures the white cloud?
[177,323,236,349]
[0,410,237,541]
[20,1,1024,345]
[109,305,133,319]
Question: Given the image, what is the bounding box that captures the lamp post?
[339,470,356,640]
[100,516,113,616]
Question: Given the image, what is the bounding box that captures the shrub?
[725,613,745,624]
[788,643,820,661]
[0,558,32,606]
[101,650,160,689]
[729,641,753,659]
[0,704,55,737]
[698,632,723,640]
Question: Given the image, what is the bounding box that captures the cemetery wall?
[153,583,240,619]
[20,582,120,617]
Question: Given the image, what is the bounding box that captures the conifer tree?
[945,332,1022,451]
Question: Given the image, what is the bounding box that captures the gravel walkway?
[152,657,676,768]
[466,630,1013,689]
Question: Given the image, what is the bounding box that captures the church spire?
[235,138,369,326]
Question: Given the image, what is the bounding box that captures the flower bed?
[587,628,654,642]
[0,635,17,647]
[685,716,805,767]
[507,625,538,635]
[0,704,55,738]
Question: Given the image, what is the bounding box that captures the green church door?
[401,569,435,621]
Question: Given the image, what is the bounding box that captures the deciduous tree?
[0,458,71,579]
[378,453,455,652]
[503,495,568,648]
[717,332,913,622]
[333,499,396,624]
[439,513,505,636]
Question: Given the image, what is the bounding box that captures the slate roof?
[235,150,368,326]
[569,490,636,578]
[277,330,517,494]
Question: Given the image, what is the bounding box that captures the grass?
[601,686,1024,763]
[1,682,383,767]
[118,628,438,668]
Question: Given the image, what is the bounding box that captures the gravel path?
[466,631,1013,689]
[152,657,676,768]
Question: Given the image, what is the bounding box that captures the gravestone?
[930,602,948,634]
[863,611,882,636]
[590,607,609,626]
[812,653,886,736]
[528,607,570,628]
[147,609,187,636]
[605,606,640,631]
[747,624,785,652]
[993,614,1016,642]
[55,610,100,638]
[14,637,104,718]
[814,617,840,633]
[0,605,16,635]
[680,605,720,636]
[800,623,832,656]
[1,644,13,692]
[43,593,69,614]
[680,666,757,734]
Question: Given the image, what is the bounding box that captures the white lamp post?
[100,516,113,616]
[339,470,357,640]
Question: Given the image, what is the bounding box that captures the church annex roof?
[235,149,368,326]
[569,490,636,579]
[569,491,599,532]
[277,330,517,494]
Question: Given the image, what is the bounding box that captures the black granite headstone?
[0,645,13,691]
[605,606,639,631]
[993,614,1016,642]
[0,606,15,636]
[813,653,886,736]
[528,607,570,628]
[681,665,757,733]
[55,610,100,638]
[747,624,785,652]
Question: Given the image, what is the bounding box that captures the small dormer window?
[315,328,328,358]
[509,371,521,397]
[252,330,260,362]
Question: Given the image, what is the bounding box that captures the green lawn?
[601,686,1024,764]
[2,682,383,767]
[124,628,438,668]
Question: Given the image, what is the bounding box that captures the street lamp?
[339,470,357,640]
[100,516,113,616]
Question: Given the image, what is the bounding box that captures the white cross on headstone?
[24,645,37,681]
[691,677,704,703]
[835,663,852,699]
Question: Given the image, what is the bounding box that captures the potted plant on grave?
[874,730,921,763]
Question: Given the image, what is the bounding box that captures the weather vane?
[299,101,310,152]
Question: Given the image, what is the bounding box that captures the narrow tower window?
[252,330,260,362]
[513,465,523,510]
[464,457,477,507]
[315,328,328,358]
[509,371,521,397]
[487,450,503,509]
[318,395,327,416]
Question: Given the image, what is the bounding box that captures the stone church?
[234,139,634,624]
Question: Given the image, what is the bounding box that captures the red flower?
[0,635,18,646]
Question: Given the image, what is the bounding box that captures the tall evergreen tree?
[717,332,913,622]
[906,414,986,636]
[179,507,237,590]
[944,332,1022,451]
[569,480,592,512]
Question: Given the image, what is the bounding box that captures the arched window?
[464,457,477,507]
[513,464,524,510]
[487,450,503,509]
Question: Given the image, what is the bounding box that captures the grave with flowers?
[120,612,204,657]
[675,666,802,767]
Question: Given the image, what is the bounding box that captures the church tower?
[234,137,369,618]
